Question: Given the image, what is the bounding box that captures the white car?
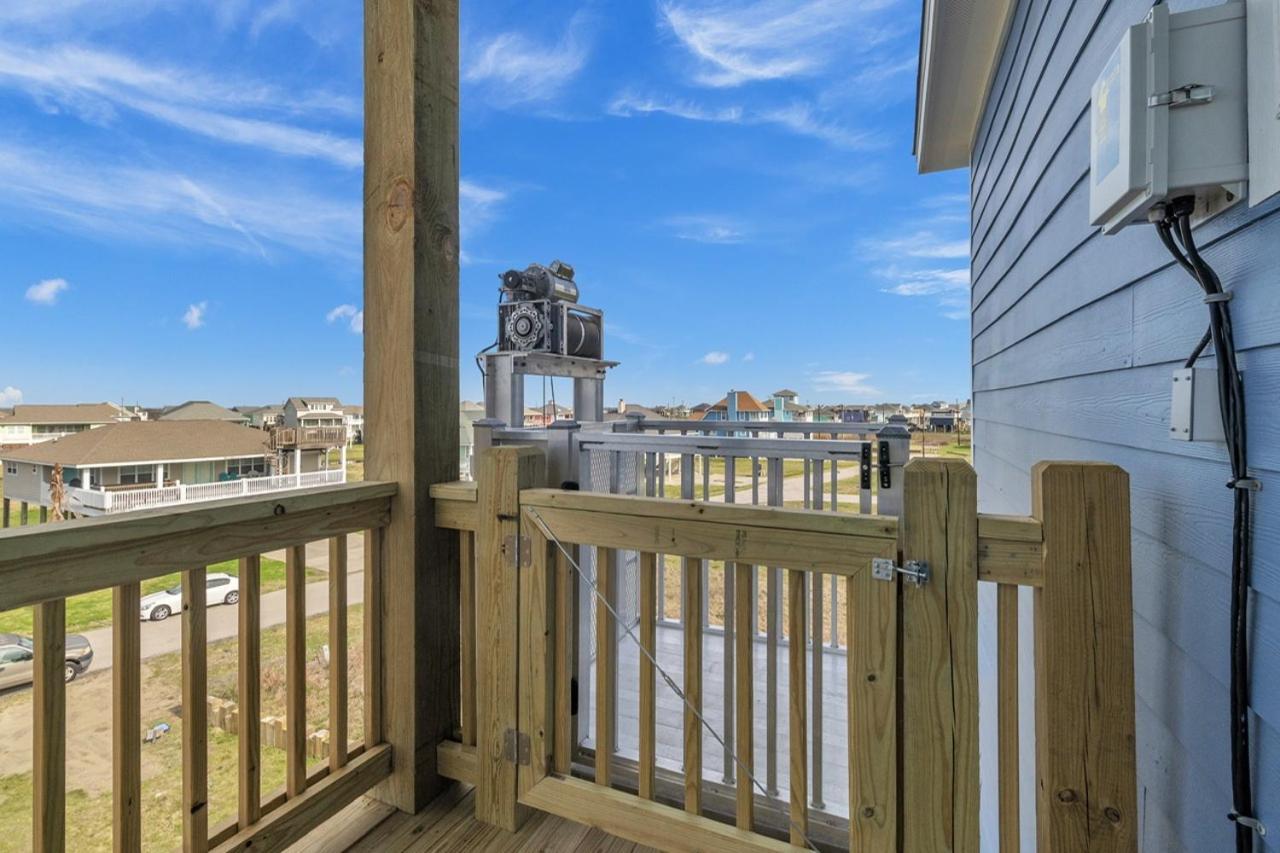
[140,572,240,622]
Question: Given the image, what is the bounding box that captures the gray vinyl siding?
[970,0,1280,850]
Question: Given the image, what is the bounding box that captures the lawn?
[0,557,324,636]
[326,442,364,482]
[0,605,364,851]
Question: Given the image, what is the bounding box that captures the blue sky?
[0,0,971,411]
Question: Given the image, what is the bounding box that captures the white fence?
[65,469,346,516]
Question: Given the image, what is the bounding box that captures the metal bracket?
[878,440,892,490]
[872,558,930,586]
[503,729,531,766]
[1148,84,1214,108]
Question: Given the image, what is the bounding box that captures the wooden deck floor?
[291,785,656,853]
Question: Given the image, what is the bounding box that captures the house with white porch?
[0,420,343,516]
[0,402,134,447]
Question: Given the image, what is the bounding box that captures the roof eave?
[913,0,1018,174]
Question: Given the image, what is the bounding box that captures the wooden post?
[475,446,545,831]
[113,583,142,851]
[33,599,65,853]
[1032,462,1136,852]
[365,0,461,813]
[2,497,9,528]
[899,458,979,852]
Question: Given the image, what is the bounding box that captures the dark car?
[0,632,95,687]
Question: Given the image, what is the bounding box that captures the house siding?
[971,0,1280,850]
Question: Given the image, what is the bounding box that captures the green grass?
[0,605,363,850]
[0,557,323,636]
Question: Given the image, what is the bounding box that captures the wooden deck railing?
[430,448,1137,852]
[0,481,396,852]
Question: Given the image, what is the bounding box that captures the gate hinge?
[503,730,531,766]
[505,534,532,570]
[872,557,930,586]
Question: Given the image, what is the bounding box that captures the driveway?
[82,536,367,671]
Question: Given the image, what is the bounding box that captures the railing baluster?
[810,461,825,811]
[998,584,1020,853]
[363,528,384,747]
[182,567,208,852]
[329,535,349,770]
[684,549,703,815]
[459,530,476,747]
[113,583,142,851]
[766,457,782,796]
[595,545,616,787]
[238,556,262,828]
[286,545,307,797]
[788,569,808,845]
[722,455,736,785]
[639,551,657,800]
[34,599,66,853]
[554,547,572,774]
[734,560,754,830]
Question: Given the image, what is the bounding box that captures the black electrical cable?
[1157,198,1256,852]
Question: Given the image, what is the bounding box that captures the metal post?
[573,376,604,423]
[484,353,524,427]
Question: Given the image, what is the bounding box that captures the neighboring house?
[459,400,485,480]
[768,389,814,422]
[0,420,341,516]
[283,397,344,430]
[700,390,771,423]
[343,404,364,444]
[917,3,1280,849]
[158,400,248,423]
[928,409,959,432]
[0,403,132,447]
[237,405,285,430]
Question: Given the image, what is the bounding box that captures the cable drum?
[565,311,602,359]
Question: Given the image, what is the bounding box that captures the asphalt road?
[80,536,367,672]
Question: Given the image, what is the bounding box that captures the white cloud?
[701,351,730,365]
[183,301,208,329]
[327,303,364,334]
[665,214,745,244]
[460,180,508,233]
[811,370,879,396]
[877,266,970,296]
[660,0,898,88]
[0,386,22,407]
[0,41,361,167]
[743,352,755,362]
[464,15,591,106]
[0,141,359,260]
[25,277,69,305]
[609,91,872,149]
[861,231,969,260]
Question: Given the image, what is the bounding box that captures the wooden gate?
[435,448,1137,852]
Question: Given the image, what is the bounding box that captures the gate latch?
[872,558,930,587]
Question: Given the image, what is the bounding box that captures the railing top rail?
[0,481,396,611]
[629,418,887,436]
[576,431,871,460]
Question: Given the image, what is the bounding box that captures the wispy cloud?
[743,352,755,362]
[464,14,592,107]
[0,41,361,167]
[701,351,730,365]
[25,277,69,305]
[810,370,879,396]
[183,301,208,330]
[609,91,873,149]
[327,303,364,334]
[0,386,22,408]
[660,0,899,88]
[876,266,970,296]
[0,141,359,259]
[861,231,969,260]
[665,214,745,244]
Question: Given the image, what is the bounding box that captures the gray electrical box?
[1090,3,1249,233]
[1171,367,1225,442]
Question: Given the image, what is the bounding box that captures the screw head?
[1056,788,1078,804]
[867,673,877,682]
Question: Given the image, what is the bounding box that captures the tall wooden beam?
[365,0,461,812]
